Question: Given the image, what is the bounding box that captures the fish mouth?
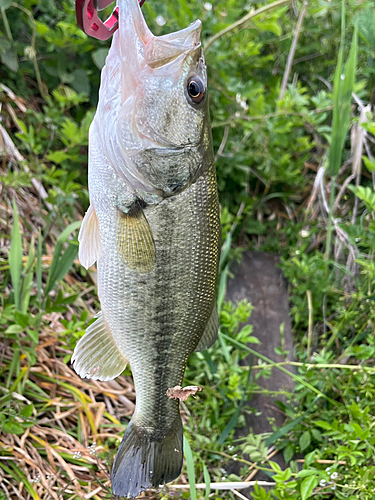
[96,0,206,196]
[117,0,202,99]
[118,0,202,56]
[144,21,202,69]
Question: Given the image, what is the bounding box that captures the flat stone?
[225,251,295,484]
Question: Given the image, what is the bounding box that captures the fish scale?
[98,164,219,421]
[72,0,220,495]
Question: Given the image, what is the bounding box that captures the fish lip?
[157,19,202,48]
[143,24,203,70]
[117,1,203,101]
[118,0,203,67]
[118,0,151,44]
[118,0,202,52]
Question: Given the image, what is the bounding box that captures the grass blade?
[44,221,80,295]
[56,220,82,244]
[24,234,35,274]
[37,231,42,306]
[328,26,358,177]
[48,242,78,291]
[34,373,97,434]
[221,333,339,407]
[21,270,33,313]
[9,199,23,310]
[219,232,232,272]
[265,397,320,447]
[218,357,253,444]
[6,346,19,388]
[202,350,217,375]
[202,462,210,500]
[218,405,242,445]
[183,435,197,500]
[218,329,231,363]
[217,263,230,312]
[0,462,40,500]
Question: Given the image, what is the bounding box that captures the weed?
[1,0,375,498]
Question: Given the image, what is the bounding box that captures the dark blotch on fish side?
[170,181,183,192]
[133,198,148,211]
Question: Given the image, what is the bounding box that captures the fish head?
[95,0,212,197]
[132,22,208,149]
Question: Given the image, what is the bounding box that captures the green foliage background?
[1,0,375,498]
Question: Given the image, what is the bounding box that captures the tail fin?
[111,418,183,498]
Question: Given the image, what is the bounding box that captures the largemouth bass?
[72,0,220,496]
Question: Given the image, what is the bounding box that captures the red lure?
[76,0,145,40]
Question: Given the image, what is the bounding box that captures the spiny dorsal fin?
[72,312,128,381]
[195,303,219,352]
[78,204,102,269]
[117,203,155,274]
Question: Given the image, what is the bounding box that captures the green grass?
[1,0,375,499]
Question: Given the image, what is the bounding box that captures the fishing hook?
[76,0,145,40]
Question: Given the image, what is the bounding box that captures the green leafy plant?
[1,0,375,498]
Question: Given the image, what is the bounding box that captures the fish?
[71,0,220,496]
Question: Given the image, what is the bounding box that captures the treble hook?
[76,0,145,41]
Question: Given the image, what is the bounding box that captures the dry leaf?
[166,385,202,401]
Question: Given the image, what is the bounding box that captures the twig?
[364,137,375,190]
[350,105,369,224]
[293,52,321,65]
[0,123,53,210]
[84,486,102,499]
[0,83,27,112]
[247,360,375,371]
[245,448,279,482]
[204,0,292,52]
[332,174,356,213]
[232,489,250,500]
[318,170,357,266]
[11,2,47,100]
[305,165,325,216]
[211,107,331,129]
[0,123,23,162]
[207,449,253,466]
[306,290,313,359]
[215,125,230,161]
[229,201,246,238]
[222,333,339,406]
[1,7,13,42]
[297,459,346,464]
[278,1,308,100]
[219,124,260,159]
[170,481,276,490]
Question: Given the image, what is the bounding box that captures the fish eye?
[187,76,205,105]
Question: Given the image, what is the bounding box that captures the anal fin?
[195,303,219,352]
[78,204,102,269]
[117,202,155,274]
[72,312,128,381]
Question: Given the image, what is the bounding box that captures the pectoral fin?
[78,204,102,269]
[195,302,219,352]
[117,203,155,273]
[72,311,128,381]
